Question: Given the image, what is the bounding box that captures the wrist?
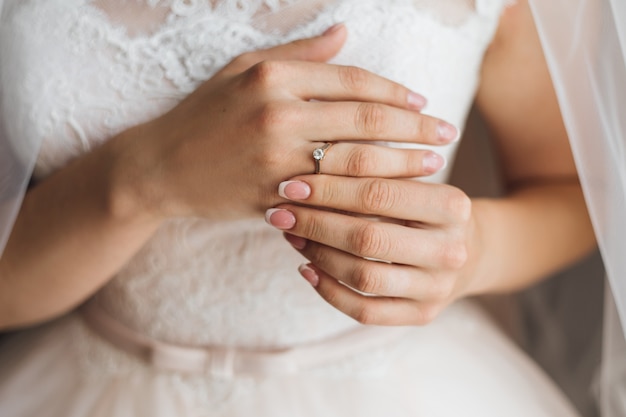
[457,198,495,297]
[102,124,169,226]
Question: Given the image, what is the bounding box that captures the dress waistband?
[79,300,410,377]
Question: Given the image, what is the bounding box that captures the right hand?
[127,24,458,221]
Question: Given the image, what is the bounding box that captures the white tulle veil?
[0,0,625,413]
[0,0,40,257]
[529,0,626,415]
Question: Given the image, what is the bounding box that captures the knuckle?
[338,65,370,93]
[355,103,387,137]
[439,241,468,270]
[245,60,284,89]
[360,179,398,213]
[345,147,377,177]
[411,114,426,138]
[307,244,332,269]
[317,178,342,206]
[255,102,290,135]
[352,263,386,295]
[431,277,455,300]
[255,148,281,173]
[354,304,378,325]
[299,214,326,243]
[443,188,472,223]
[411,116,439,143]
[351,222,391,258]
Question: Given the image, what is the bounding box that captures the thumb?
[223,23,347,74]
[263,23,347,62]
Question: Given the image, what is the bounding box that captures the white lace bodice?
[0,0,508,348]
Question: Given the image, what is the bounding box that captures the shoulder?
[490,0,533,52]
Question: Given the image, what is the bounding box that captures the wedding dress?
[0,1,583,416]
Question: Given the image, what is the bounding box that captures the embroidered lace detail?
[0,0,509,385]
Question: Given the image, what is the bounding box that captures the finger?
[299,264,439,326]
[272,61,427,111]
[304,101,457,144]
[278,177,471,225]
[287,235,449,300]
[220,23,348,76]
[267,206,458,267]
[289,143,445,178]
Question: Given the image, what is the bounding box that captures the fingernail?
[437,122,459,143]
[323,23,344,36]
[298,264,319,287]
[407,91,427,110]
[265,208,296,230]
[422,152,446,174]
[284,233,307,250]
[278,181,311,200]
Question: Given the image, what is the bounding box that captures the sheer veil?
[0,0,625,413]
[0,0,41,257]
[529,0,626,415]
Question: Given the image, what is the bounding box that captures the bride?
[0,0,596,416]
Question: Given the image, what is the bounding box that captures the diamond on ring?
[313,142,333,174]
[313,148,326,160]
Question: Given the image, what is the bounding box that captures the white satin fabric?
[529,1,626,415]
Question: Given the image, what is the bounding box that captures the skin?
[265,0,596,325]
[0,25,453,329]
[0,1,595,330]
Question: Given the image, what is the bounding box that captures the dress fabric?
[0,1,581,416]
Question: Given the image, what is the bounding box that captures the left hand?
[265,175,480,326]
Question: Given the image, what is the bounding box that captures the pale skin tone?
[0,1,595,330]
[267,1,596,324]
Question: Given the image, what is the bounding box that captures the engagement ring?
[313,142,333,174]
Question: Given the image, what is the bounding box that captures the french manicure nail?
[265,208,296,230]
[437,122,459,143]
[278,181,311,200]
[408,91,427,110]
[422,152,446,174]
[284,233,307,250]
[298,264,319,287]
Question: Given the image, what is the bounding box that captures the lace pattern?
[1,0,509,359]
[0,0,514,410]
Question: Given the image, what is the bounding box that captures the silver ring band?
[313,142,333,174]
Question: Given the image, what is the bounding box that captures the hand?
[265,175,479,326]
[125,24,457,220]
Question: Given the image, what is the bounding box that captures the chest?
[0,0,500,178]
